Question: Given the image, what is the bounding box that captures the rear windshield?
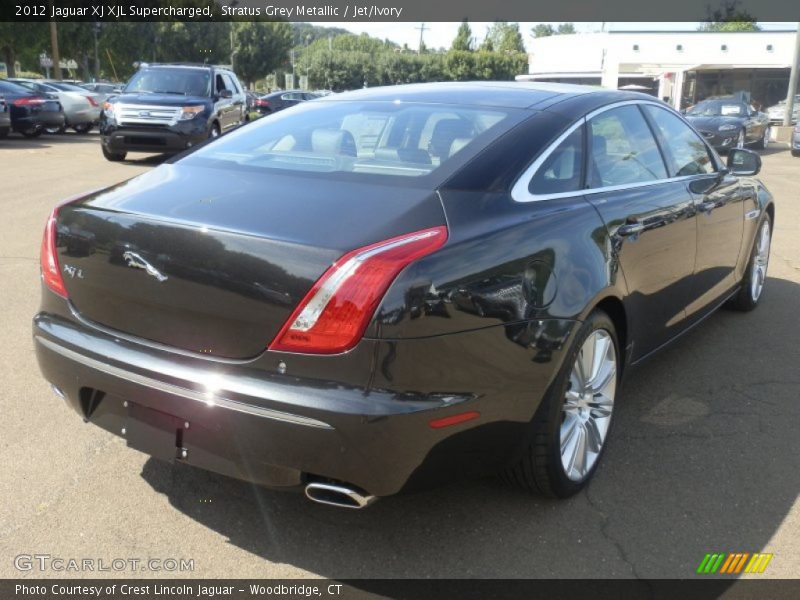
[183,100,518,179]
[0,80,36,94]
[124,68,211,97]
[687,100,747,117]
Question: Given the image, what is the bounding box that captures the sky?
[308,22,796,53]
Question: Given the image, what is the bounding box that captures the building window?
[721,44,728,51]
[676,44,683,52]
[633,44,640,51]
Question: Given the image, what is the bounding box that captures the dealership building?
[516,30,798,110]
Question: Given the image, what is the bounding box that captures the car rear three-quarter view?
[34,82,775,508]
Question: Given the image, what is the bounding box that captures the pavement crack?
[583,485,644,580]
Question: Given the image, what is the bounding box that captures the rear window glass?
[184,101,517,179]
[125,68,211,97]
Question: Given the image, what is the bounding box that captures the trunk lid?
[56,164,445,358]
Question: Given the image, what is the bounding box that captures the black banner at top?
[4,0,800,22]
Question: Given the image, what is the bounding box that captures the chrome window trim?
[511,99,719,203]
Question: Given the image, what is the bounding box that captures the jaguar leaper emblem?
[122,251,168,282]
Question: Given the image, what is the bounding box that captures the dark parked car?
[35,83,774,508]
[0,79,64,137]
[253,90,320,114]
[684,97,770,152]
[99,63,246,161]
[0,95,10,138]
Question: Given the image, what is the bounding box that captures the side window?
[528,125,584,195]
[643,105,716,176]
[587,105,667,188]
[223,73,240,94]
[215,73,226,93]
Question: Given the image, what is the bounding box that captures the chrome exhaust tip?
[51,385,66,400]
[304,482,376,509]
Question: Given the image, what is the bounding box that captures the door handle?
[617,222,644,237]
[697,200,717,214]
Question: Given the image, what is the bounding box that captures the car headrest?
[311,129,357,156]
[449,137,471,157]
[429,119,474,158]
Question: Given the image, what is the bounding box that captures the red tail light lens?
[40,207,68,298]
[256,99,269,107]
[86,96,99,107]
[13,97,45,106]
[269,226,448,354]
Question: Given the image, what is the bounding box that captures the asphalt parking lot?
[0,131,798,580]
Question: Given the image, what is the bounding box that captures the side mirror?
[726,148,761,176]
[219,89,233,99]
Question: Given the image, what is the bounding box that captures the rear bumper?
[12,111,65,131]
[34,310,576,497]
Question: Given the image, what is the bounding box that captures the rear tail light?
[13,97,45,106]
[256,99,269,107]
[269,226,448,354]
[40,207,68,298]
[86,96,99,107]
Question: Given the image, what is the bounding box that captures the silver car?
[8,79,101,133]
[792,122,800,157]
[766,95,800,125]
[80,82,122,106]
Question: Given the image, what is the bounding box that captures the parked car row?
[250,90,324,115]
[0,79,65,137]
[8,78,101,133]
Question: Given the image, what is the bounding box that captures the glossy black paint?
[35,82,775,498]
[0,95,10,136]
[255,90,321,114]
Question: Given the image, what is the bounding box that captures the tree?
[531,23,576,38]
[486,22,526,54]
[233,21,292,88]
[0,22,47,78]
[699,0,759,31]
[452,20,474,52]
[531,24,555,39]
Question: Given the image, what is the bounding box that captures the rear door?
[583,103,698,360]
[642,104,746,320]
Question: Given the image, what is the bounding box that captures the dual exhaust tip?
[304,482,376,509]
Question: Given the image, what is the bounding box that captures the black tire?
[0,128,9,139]
[756,127,770,150]
[504,309,620,498]
[21,126,43,138]
[73,123,93,134]
[208,122,221,139]
[101,145,126,162]
[792,149,800,158]
[727,214,772,312]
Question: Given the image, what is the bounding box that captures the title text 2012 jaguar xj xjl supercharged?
[35,83,774,508]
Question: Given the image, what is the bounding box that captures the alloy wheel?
[763,127,770,148]
[750,220,771,303]
[560,329,617,482]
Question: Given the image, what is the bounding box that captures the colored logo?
[697,552,773,574]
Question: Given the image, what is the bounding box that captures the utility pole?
[92,22,101,81]
[49,12,62,80]
[783,22,800,127]
[415,23,428,54]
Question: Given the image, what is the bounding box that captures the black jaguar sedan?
[35,83,774,508]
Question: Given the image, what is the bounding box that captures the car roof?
[315,81,612,109]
